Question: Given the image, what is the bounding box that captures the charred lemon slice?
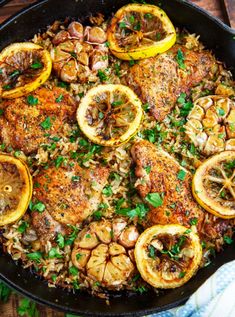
[192,151,235,218]
[107,3,176,60]
[0,42,52,98]
[135,224,202,288]
[76,84,143,146]
[0,154,32,226]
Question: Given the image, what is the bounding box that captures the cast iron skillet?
[0,1,235,316]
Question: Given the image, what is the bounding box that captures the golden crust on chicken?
[32,163,109,240]
[125,45,216,121]
[0,87,77,154]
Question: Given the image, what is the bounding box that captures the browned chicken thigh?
[131,140,204,228]
[131,140,234,247]
[0,87,77,154]
[32,163,109,241]
[125,45,216,121]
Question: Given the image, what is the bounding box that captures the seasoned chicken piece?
[131,140,234,246]
[0,87,76,154]
[131,140,204,228]
[125,45,216,121]
[32,163,109,241]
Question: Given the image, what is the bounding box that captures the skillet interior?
[0,0,235,316]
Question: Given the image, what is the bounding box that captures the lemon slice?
[0,42,52,99]
[134,224,202,289]
[107,3,176,60]
[76,84,143,147]
[0,154,32,226]
[192,151,235,218]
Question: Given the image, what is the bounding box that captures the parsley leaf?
[27,95,38,106]
[26,252,43,263]
[55,94,63,103]
[48,247,63,259]
[18,221,29,233]
[31,61,42,69]
[102,185,113,197]
[17,298,39,317]
[189,217,198,226]
[29,201,45,213]
[97,70,108,82]
[116,203,149,220]
[145,193,163,207]
[69,266,79,276]
[224,235,233,245]
[40,117,52,130]
[56,233,65,248]
[176,48,186,70]
[177,169,187,181]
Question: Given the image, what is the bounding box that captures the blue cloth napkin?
[149,260,235,317]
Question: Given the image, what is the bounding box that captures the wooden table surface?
[0,0,234,316]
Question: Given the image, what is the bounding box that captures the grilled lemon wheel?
[0,154,32,226]
[76,84,143,147]
[192,151,235,219]
[134,224,202,289]
[0,42,52,98]
[107,3,176,60]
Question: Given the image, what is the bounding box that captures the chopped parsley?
[177,93,193,117]
[56,233,65,248]
[27,95,38,106]
[224,235,233,245]
[116,203,149,221]
[69,266,79,276]
[102,185,113,197]
[0,109,4,116]
[217,108,225,116]
[26,251,43,263]
[97,69,108,82]
[177,169,187,181]
[176,48,186,70]
[29,201,45,213]
[71,175,80,182]
[119,21,127,28]
[189,217,198,226]
[18,221,29,233]
[148,245,156,259]
[142,103,150,112]
[17,298,39,317]
[9,69,21,79]
[179,271,186,278]
[145,192,163,208]
[54,156,65,168]
[112,100,123,106]
[76,253,82,260]
[64,225,79,246]
[31,61,43,69]
[40,117,52,130]
[144,166,151,174]
[55,94,63,103]
[48,247,63,259]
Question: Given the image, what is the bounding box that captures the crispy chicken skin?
[32,163,109,240]
[125,45,216,121]
[0,87,77,154]
[131,140,204,228]
[131,140,234,246]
